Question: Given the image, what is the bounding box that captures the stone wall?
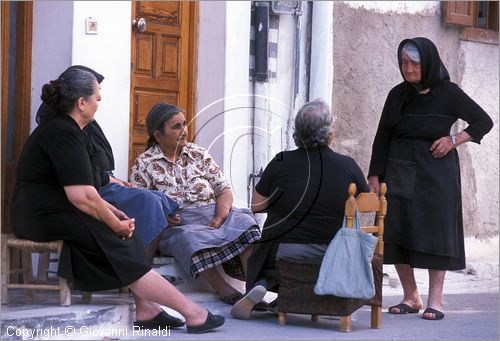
[331,2,499,238]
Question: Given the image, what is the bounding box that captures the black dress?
[245,146,369,290]
[11,116,150,291]
[369,38,493,270]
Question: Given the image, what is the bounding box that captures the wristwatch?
[450,134,457,146]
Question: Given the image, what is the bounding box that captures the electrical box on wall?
[86,17,98,34]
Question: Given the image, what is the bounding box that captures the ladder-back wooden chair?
[275,183,387,332]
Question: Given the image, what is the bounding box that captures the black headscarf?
[388,37,450,126]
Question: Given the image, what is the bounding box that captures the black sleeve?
[45,128,95,186]
[255,153,281,197]
[368,93,394,180]
[449,83,493,144]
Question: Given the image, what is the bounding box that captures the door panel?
[129,1,197,169]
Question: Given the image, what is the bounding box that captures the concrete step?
[1,289,134,340]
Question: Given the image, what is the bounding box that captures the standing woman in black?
[368,37,493,320]
[11,68,224,333]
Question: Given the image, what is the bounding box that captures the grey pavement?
[1,240,498,341]
[0,285,498,340]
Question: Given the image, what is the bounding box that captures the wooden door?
[1,2,33,233]
[129,1,198,169]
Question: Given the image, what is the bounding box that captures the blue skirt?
[99,183,179,246]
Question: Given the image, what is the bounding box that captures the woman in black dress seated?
[10,67,224,334]
[231,99,370,319]
[36,65,179,263]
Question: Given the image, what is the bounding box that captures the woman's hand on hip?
[430,136,454,158]
[368,176,380,195]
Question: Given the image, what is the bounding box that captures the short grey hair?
[293,99,333,149]
[401,42,420,63]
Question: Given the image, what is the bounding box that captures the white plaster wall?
[31,1,74,131]
[223,1,252,207]
[195,1,226,170]
[344,1,439,15]
[458,42,499,237]
[71,1,131,180]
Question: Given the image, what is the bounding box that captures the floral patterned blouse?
[130,143,231,209]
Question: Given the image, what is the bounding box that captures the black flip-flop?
[388,303,420,314]
[422,307,445,320]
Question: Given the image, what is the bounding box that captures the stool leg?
[59,277,71,306]
[371,305,382,329]
[278,312,286,326]
[82,292,92,303]
[56,241,70,306]
[1,238,9,304]
[339,315,352,332]
[37,252,50,282]
[21,250,34,300]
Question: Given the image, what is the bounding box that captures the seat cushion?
[276,254,382,316]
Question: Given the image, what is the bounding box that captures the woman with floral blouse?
[130,103,262,305]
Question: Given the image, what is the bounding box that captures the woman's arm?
[208,188,233,228]
[251,189,269,213]
[108,175,137,188]
[64,185,135,239]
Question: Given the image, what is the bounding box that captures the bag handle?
[342,209,361,230]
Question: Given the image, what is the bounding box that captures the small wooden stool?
[1,234,71,306]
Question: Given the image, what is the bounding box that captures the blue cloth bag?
[314,211,378,299]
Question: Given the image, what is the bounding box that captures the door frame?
[1,1,33,232]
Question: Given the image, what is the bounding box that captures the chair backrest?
[344,183,387,256]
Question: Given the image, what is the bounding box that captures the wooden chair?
[275,183,387,332]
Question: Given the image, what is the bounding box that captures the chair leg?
[278,312,286,326]
[339,315,352,332]
[59,277,71,306]
[311,315,319,322]
[370,305,382,329]
[1,237,9,304]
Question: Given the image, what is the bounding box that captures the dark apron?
[384,137,464,258]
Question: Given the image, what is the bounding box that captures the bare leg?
[133,293,162,321]
[128,269,208,326]
[390,264,423,312]
[423,269,446,318]
[200,267,240,298]
[238,245,254,276]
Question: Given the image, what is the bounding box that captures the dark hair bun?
[41,83,61,108]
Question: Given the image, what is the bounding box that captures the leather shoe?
[186,311,225,334]
[134,310,185,329]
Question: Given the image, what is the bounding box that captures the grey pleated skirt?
[158,204,261,278]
